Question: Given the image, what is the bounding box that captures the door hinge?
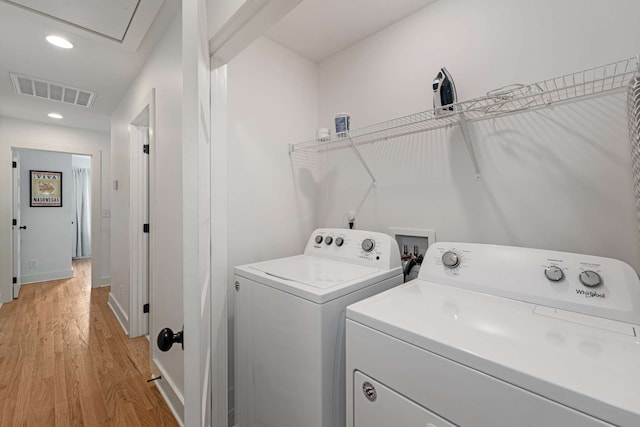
[12,161,17,168]
[143,303,149,313]
[12,219,17,226]
[13,277,17,284]
[143,144,150,154]
[143,224,149,233]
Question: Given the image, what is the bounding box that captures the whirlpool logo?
[576,289,605,299]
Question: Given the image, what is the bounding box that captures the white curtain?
[72,168,91,258]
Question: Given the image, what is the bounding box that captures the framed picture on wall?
[30,170,62,207]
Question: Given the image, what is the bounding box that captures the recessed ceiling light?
[48,113,63,119]
[46,35,73,49]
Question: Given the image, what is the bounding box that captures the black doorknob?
[19,225,27,230]
[157,327,183,351]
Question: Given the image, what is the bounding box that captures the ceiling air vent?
[9,73,96,108]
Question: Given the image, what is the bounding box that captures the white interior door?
[11,150,21,298]
[183,0,212,425]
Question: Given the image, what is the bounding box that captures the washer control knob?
[544,266,564,282]
[361,238,375,252]
[335,237,344,247]
[325,236,333,245]
[579,270,602,288]
[442,251,460,268]
[315,235,323,244]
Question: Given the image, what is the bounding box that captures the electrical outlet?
[345,211,356,229]
[29,259,38,269]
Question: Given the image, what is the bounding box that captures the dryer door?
[353,371,456,427]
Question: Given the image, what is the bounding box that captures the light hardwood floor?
[0,259,178,426]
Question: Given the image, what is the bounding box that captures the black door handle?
[157,327,183,351]
[19,225,27,230]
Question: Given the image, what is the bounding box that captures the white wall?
[225,35,318,418]
[315,0,640,270]
[19,149,72,283]
[0,116,110,302]
[110,9,184,417]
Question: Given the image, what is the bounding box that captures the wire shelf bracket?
[458,111,481,180]
[348,136,377,186]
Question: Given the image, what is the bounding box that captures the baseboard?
[154,364,185,426]
[94,276,111,287]
[21,269,74,285]
[107,293,129,335]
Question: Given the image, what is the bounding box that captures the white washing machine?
[234,228,402,427]
[346,242,640,427]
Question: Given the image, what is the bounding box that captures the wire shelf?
[289,56,639,154]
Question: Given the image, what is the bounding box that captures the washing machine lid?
[347,279,640,426]
[235,255,400,303]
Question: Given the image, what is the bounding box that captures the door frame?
[128,88,157,342]
[182,0,213,423]
[5,144,103,296]
[210,59,229,427]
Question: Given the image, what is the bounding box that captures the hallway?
[0,259,177,426]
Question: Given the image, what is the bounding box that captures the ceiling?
[267,0,437,63]
[0,0,179,132]
[0,0,436,132]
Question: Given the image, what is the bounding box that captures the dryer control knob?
[442,251,460,268]
[315,235,323,244]
[361,238,375,252]
[579,270,602,288]
[544,266,564,282]
[335,237,344,247]
[325,236,333,245]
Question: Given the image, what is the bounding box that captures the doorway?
[128,90,156,351]
[7,141,104,301]
[11,148,93,290]
[129,117,150,337]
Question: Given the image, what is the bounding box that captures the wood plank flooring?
[0,259,178,426]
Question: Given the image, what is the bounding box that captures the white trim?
[211,61,229,427]
[129,89,156,340]
[108,292,129,335]
[20,269,73,285]
[209,0,302,64]
[154,362,185,426]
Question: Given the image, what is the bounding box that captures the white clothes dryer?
[234,228,402,427]
[346,242,640,427]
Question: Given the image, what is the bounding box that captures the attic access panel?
[5,0,140,41]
